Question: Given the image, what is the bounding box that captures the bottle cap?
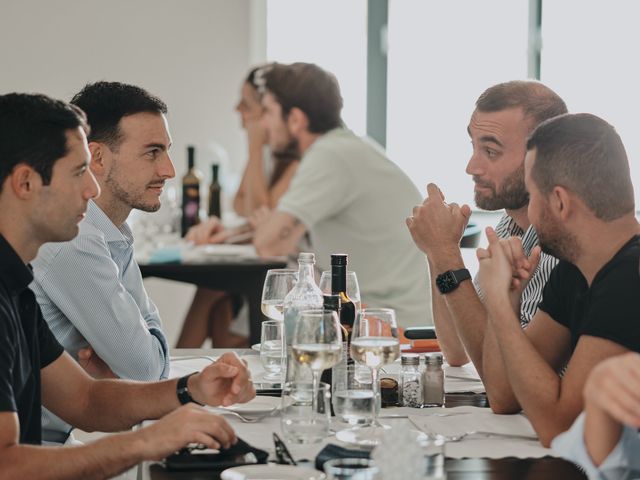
[330,254,348,266]
[401,353,420,366]
[323,294,340,312]
[298,252,315,263]
[425,352,444,365]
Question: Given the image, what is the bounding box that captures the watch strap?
[177,372,203,406]
[452,268,471,283]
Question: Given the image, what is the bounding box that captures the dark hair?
[476,81,568,132]
[71,81,167,148]
[264,62,343,134]
[527,113,635,221]
[0,93,88,189]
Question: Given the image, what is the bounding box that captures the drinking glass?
[280,382,331,444]
[260,320,285,382]
[332,363,374,425]
[319,270,362,312]
[340,308,400,446]
[261,269,298,321]
[292,309,342,412]
[324,459,380,480]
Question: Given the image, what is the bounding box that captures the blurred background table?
[139,258,287,345]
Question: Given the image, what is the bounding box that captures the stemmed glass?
[318,270,362,312]
[340,308,400,446]
[261,269,298,322]
[291,309,343,412]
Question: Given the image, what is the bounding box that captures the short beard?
[536,204,580,263]
[274,136,300,158]
[105,166,161,213]
[474,163,529,211]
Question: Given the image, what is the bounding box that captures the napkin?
[371,428,425,480]
[408,406,553,459]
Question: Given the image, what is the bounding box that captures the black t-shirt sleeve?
[580,258,640,352]
[37,310,63,369]
[0,303,17,412]
[537,262,570,326]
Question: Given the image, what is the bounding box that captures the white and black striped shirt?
[474,213,558,327]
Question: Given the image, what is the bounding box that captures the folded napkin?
[408,406,553,459]
[164,437,269,472]
[444,364,485,394]
[314,443,371,471]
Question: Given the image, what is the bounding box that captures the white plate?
[221,464,326,480]
[336,426,427,449]
[220,395,281,414]
[251,343,261,351]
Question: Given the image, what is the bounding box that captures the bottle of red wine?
[331,254,356,355]
[208,163,222,219]
[181,146,202,237]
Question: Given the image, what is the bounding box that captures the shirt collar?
[0,234,34,293]
[85,201,134,246]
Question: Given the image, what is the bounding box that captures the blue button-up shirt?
[552,412,640,479]
[31,201,170,441]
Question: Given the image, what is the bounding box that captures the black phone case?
[164,438,269,472]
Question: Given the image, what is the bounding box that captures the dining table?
[139,349,586,480]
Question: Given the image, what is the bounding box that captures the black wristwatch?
[436,268,471,294]
[177,372,203,406]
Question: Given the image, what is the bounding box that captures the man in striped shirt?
[30,82,176,443]
[407,81,566,367]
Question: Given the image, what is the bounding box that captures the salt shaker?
[422,352,445,407]
[400,354,422,407]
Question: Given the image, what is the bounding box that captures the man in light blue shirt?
[553,352,640,479]
[31,81,176,443]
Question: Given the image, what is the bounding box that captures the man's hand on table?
[136,404,237,460]
[406,183,471,267]
[189,352,256,407]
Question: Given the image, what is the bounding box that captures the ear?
[9,164,42,199]
[287,107,309,136]
[550,186,573,221]
[88,142,109,177]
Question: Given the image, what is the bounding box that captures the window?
[386,1,529,207]
[266,0,368,136]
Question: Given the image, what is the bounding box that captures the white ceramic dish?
[219,395,281,415]
[220,464,326,480]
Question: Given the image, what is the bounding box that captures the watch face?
[436,271,457,294]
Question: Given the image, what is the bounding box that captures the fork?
[211,407,277,423]
[429,430,538,442]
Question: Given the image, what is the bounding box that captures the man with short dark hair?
[407,80,567,366]
[475,113,640,446]
[254,62,432,328]
[0,92,253,478]
[30,81,176,443]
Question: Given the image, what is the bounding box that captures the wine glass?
[261,269,298,321]
[318,270,362,312]
[341,308,400,446]
[292,309,343,412]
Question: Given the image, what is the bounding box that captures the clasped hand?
[189,352,256,407]
[476,227,541,313]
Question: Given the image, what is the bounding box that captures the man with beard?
[30,82,176,443]
[475,113,640,446]
[407,81,567,366]
[252,62,432,328]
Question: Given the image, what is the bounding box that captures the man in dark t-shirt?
[473,113,640,447]
[0,93,255,478]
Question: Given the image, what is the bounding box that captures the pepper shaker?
[422,352,445,407]
[400,354,422,407]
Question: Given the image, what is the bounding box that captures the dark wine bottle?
[181,146,202,237]
[208,163,222,219]
[331,254,356,357]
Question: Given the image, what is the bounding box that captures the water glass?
[332,364,374,425]
[420,434,446,479]
[260,320,284,382]
[324,459,380,479]
[281,382,331,444]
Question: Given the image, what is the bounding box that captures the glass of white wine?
[318,270,362,312]
[292,309,343,414]
[261,269,298,321]
[339,308,400,447]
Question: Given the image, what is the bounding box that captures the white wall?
[0,0,264,345]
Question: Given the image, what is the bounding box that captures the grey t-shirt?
[278,128,432,328]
